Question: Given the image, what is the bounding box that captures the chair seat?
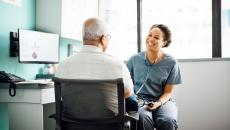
[50,112,138,125]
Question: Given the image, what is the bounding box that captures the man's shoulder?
[102,53,123,63]
[58,55,76,65]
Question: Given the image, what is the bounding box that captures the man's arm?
[122,63,134,98]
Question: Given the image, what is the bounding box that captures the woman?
[127,24,182,130]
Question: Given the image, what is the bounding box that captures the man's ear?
[99,35,108,52]
[100,35,106,45]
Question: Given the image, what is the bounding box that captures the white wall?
[174,60,230,130]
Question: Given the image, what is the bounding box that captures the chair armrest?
[125,113,139,121]
[49,113,56,119]
[126,113,139,130]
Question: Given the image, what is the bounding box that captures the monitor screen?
[18,29,59,64]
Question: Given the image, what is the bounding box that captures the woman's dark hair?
[150,24,172,47]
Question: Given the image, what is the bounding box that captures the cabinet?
[0,83,55,130]
[36,0,99,40]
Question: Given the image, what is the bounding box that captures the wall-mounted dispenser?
[10,32,19,57]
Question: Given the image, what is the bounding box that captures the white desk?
[0,82,55,130]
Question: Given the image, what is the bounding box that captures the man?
[55,18,134,118]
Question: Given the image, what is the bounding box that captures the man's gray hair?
[82,18,108,40]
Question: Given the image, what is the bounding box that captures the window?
[61,0,227,59]
[222,0,230,57]
[142,0,212,59]
[99,0,137,60]
[61,0,99,40]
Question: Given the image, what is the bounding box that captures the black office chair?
[51,77,138,130]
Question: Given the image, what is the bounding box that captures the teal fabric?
[127,52,182,101]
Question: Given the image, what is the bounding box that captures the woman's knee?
[157,117,178,130]
[138,111,155,129]
[139,111,152,121]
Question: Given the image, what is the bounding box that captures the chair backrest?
[53,77,125,120]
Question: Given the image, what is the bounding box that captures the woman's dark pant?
[138,101,178,130]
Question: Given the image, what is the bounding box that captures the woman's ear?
[162,41,167,47]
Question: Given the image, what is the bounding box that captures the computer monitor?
[18,29,59,64]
